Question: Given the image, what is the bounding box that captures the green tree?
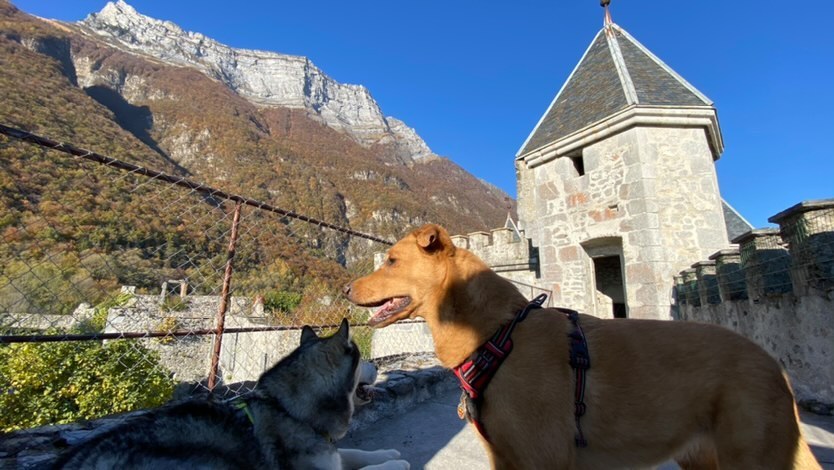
[0,339,175,432]
[0,293,175,432]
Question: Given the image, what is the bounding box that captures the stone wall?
[449,226,540,287]
[103,289,285,384]
[675,199,834,408]
[105,287,439,386]
[517,126,728,319]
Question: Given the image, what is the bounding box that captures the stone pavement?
[340,386,834,469]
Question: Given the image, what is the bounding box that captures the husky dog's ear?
[336,318,350,341]
[415,224,454,255]
[300,325,318,345]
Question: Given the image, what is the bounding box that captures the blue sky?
[14,1,834,228]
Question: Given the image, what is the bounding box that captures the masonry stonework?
[677,200,834,407]
[516,125,727,319]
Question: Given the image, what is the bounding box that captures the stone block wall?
[104,289,302,385]
[517,126,728,319]
[675,199,834,407]
[449,226,540,287]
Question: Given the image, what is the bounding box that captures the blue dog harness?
[452,294,591,448]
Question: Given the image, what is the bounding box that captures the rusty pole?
[207,201,243,391]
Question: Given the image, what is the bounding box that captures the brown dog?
[344,224,821,469]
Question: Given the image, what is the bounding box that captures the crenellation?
[490,227,516,246]
[770,199,834,294]
[681,268,699,307]
[449,227,539,287]
[709,247,747,301]
[679,199,834,406]
[450,234,468,250]
[467,231,490,249]
[692,260,720,305]
[734,228,793,299]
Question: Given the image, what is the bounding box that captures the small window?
[568,151,585,176]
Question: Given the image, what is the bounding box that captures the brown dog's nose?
[342,282,352,298]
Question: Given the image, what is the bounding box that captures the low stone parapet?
[676,199,834,408]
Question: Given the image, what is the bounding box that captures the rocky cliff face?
[78,1,429,159]
[2,0,514,248]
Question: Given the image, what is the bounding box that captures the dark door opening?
[593,256,627,318]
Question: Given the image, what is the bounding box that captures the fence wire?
[0,125,443,432]
[676,207,834,307]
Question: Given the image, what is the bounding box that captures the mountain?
[78,1,432,158]
[2,0,512,233]
[0,0,513,313]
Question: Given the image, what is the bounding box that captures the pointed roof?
[517,20,716,158]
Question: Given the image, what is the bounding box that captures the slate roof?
[722,200,754,243]
[518,21,714,157]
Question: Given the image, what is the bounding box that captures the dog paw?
[385,459,410,470]
[358,459,410,470]
[371,449,401,460]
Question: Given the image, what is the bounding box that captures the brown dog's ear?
[415,224,454,254]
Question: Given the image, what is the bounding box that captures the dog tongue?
[369,297,408,326]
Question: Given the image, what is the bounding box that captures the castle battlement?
[675,199,834,407]
[676,199,834,305]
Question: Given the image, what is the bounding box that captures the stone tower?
[515,9,730,320]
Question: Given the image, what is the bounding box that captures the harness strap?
[452,295,592,449]
[557,308,591,448]
[453,294,547,439]
[454,293,547,400]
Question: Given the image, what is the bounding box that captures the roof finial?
[601,0,613,26]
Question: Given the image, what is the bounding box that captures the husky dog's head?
[257,318,376,440]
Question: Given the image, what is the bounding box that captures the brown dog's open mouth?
[367,296,411,327]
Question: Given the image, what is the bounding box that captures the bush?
[264,290,302,316]
[160,295,189,313]
[0,339,175,432]
[0,292,175,432]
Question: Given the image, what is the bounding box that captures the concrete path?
[340,387,834,469]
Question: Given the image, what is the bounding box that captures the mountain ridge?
[1,0,514,247]
[0,0,517,335]
[73,0,434,161]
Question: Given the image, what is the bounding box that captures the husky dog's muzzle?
[354,361,378,406]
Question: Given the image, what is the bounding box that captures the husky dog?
[56,319,410,469]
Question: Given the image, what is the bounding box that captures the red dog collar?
[452,294,547,440]
[452,294,591,448]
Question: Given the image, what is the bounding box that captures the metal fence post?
[207,201,243,390]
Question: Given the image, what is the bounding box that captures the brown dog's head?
[344,224,456,328]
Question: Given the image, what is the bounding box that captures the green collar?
[232,399,256,425]
[230,398,333,442]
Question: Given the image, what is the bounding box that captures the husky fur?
[56,319,409,470]
[345,223,821,469]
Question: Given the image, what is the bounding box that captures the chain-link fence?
[0,125,438,432]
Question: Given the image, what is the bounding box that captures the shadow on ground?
[340,388,488,469]
[341,388,834,470]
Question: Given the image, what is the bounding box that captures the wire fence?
[675,206,834,306]
[0,125,442,432]
[672,202,834,411]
